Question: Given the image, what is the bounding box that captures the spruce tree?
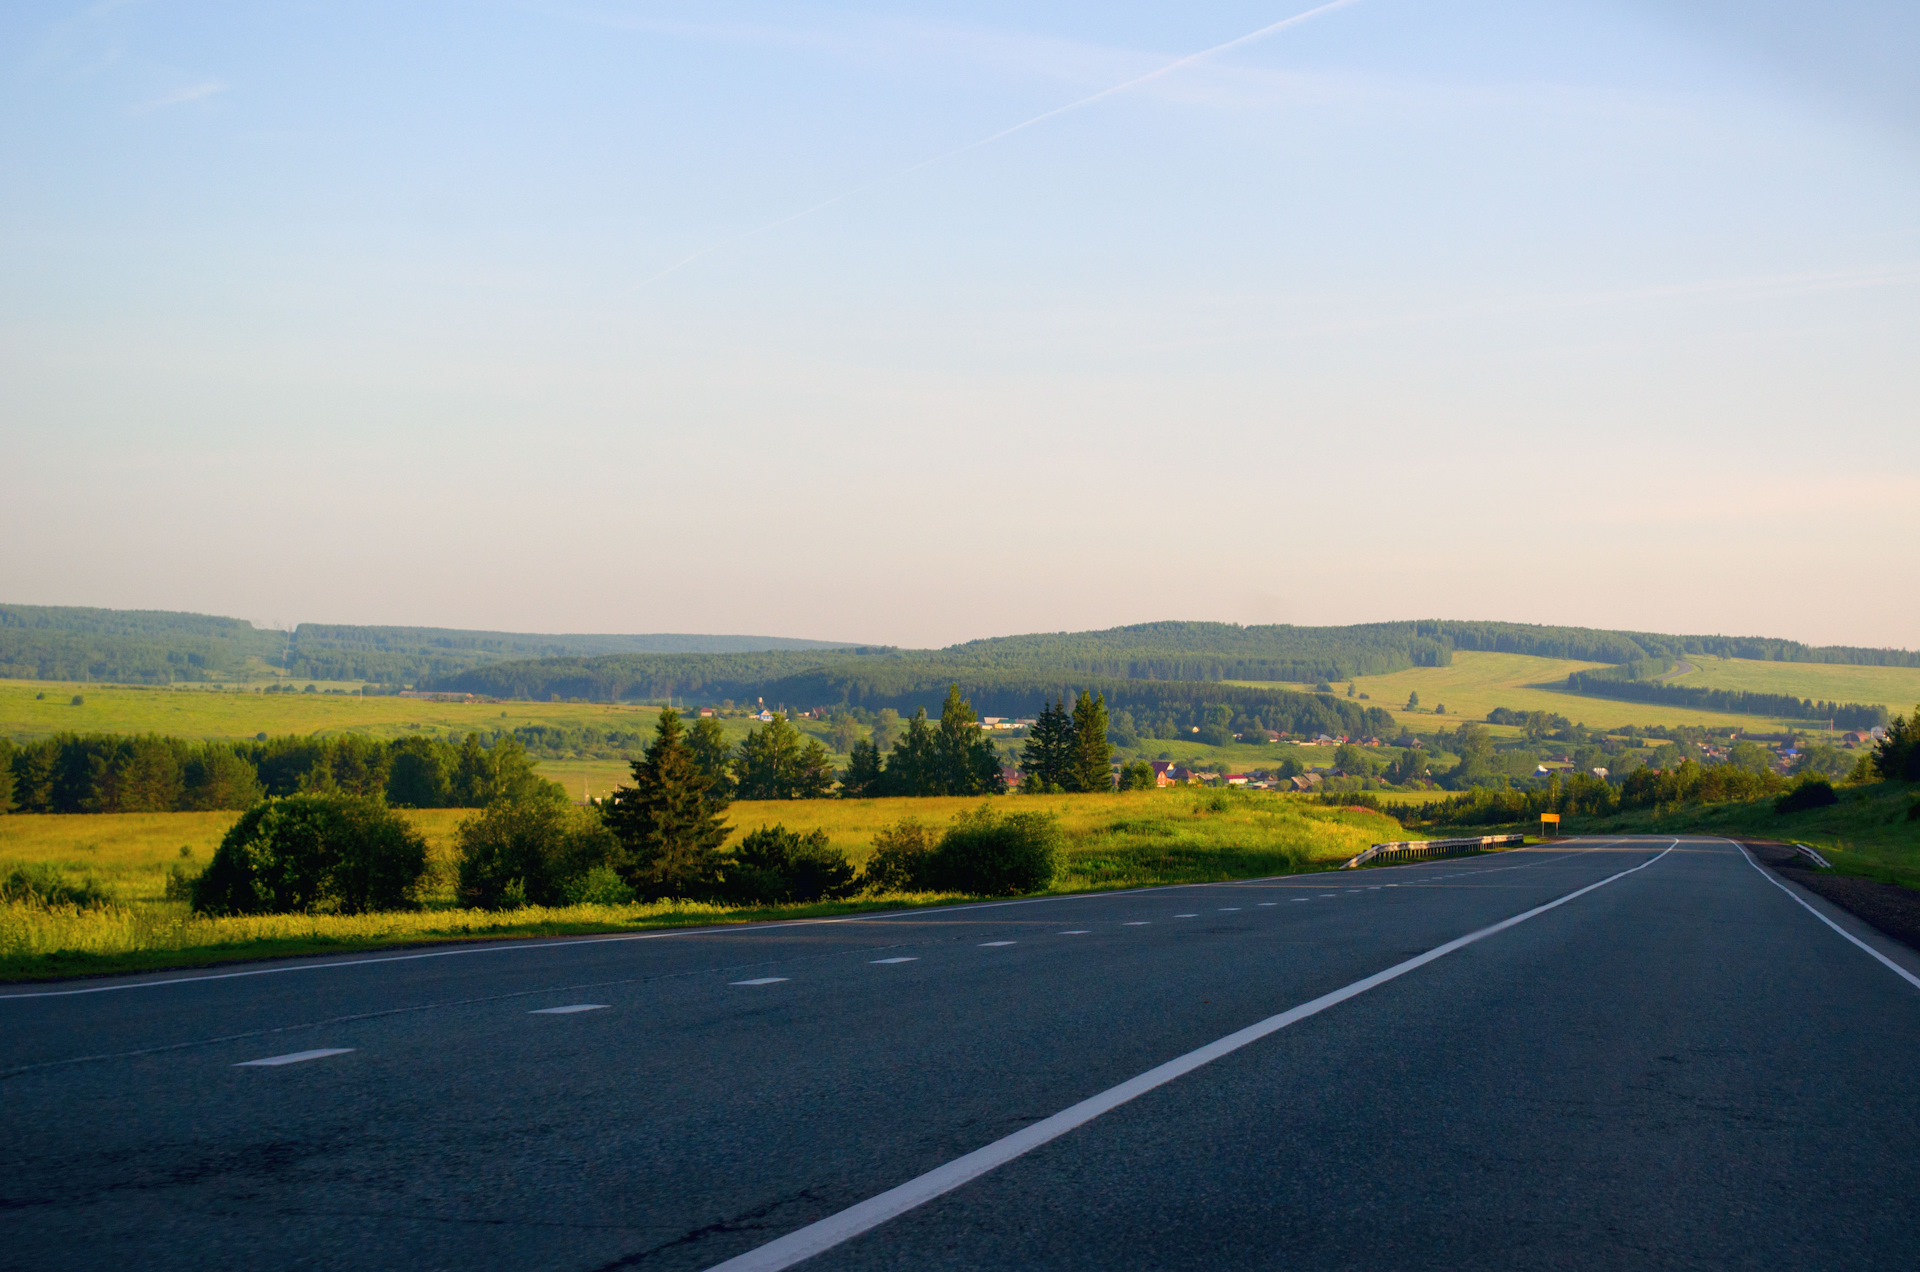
[840,739,885,798]
[1020,697,1073,791]
[602,709,729,899]
[934,684,1005,796]
[687,716,736,800]
[883,709,938,796]
[1069,691,1113,792]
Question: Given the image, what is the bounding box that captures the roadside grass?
[1420,782,1920,889]
[1245,651,1834,734]
[0,790,1404,980]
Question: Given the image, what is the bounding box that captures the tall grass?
[0,789,1405,978]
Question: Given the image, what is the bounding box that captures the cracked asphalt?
[4,837,1917,1270]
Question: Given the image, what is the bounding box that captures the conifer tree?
[933,684,1006,796]
[1020,697,1073,791]
[882,709,939,796]
[602,709,729,899]
[1069,691,1113,792]
[687,716,736,800]
[839,739,885,798]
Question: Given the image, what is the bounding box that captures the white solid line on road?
[530,1004,608,1014]
[731,978,788,986]
[870,957,918,964]
[1059,931,1091,935]
[236,1048,353,1067]
[1736,841,1920,992]
[703,841,1677,1272]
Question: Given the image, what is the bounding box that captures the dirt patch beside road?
[1744,840,1920,953]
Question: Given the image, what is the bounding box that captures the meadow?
[1284,651,1885,734]
[0,789,1404,979]
[1663,656,1920,714]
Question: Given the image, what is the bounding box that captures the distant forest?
[0,604,852,686]
[5,607,1918,729]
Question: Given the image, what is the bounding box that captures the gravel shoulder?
[1744,839,1920,952]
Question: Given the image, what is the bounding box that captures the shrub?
[925,805,1060,896]
[1906,801,1920,824]
[861,818,938,892]
[722,826,858,905]
[1775,777,1840,815]
[191,794,429,915]
[455,796,615,910]
[2,863,114,909]
[562,864,636,906]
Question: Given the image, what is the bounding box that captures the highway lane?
[3,837,1916,1270]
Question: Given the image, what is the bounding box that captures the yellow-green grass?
[0,678,675,743]
[1236,651,1837,734]
[1664,656,1920,715]
[0,791,1404,979]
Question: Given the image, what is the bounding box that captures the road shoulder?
[1743,839,1920,978]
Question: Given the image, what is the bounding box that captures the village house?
[1150,760,1178,788]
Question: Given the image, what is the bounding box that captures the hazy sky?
[3,1,1916,649]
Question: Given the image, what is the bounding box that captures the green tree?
[1019,697,1073,791]
[735,714,837,800]
[882,709,939,797]
[840,739,886,799]
[1872,708,1920,781]
[455,798,616,909]
[602,709,730,899]
[190,794,429,915]
[825,713,862,754]
[687,717,737,800]
[1407,691,1420,711]
[181,743,264,811]
[1119,760,1155,790]
[386,737,450,808]
[870,708,902,753]
[934,684,1005,797]
[1068,691,1112,792]
[0,738,15,813]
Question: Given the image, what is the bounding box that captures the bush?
[721,825,858,905]
[1,863,114,909]
[191,794,429,915]
[924,805,1060,896]
[562,864,636,906]
[1775,777,1840,815]
[455,796,615,909]
[861,819,937,892]
[1906,801,1920,823]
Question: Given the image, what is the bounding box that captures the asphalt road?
[4,836,1918,1271]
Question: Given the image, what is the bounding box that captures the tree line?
[0,732,554,814]
[1563,671,1889,729]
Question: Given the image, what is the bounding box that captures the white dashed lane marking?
[1174,914,1199,918]
[731,978,788,986]
[530,1004,608,1014]
[1124,922,1150,926]
[1059,930,1091,935]
[870,958,917,964]
[979,941,1017,947]
[1258,902,1277,907]
[1218,907,1241,912]
[236,1048,352,1067]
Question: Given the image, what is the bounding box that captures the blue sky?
[3,1,1916,647]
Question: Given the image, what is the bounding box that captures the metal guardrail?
[1793,842,1834,869]
[1342,834,1525,870]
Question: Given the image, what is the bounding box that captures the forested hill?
[0,604,853,685]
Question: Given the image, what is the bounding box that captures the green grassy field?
[1251,651,1868,734]
[1665,656,1920,714]
[0,789,1405,979]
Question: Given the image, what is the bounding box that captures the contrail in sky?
[633,0,1368,290]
